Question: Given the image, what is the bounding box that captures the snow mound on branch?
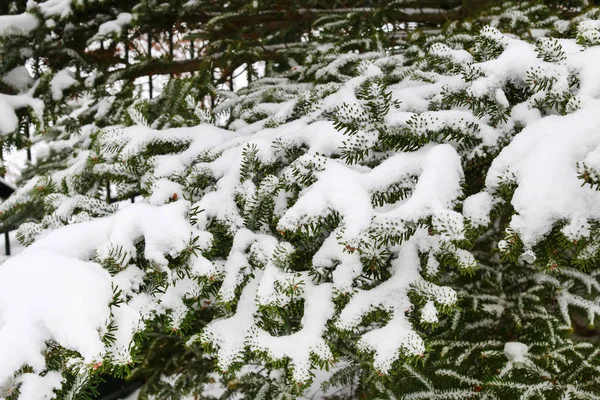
[487,101,600,245]
[29,0,72,18]
[463,192,494,227]
[0,201,201,390]
[17,371,64,400]
[91,13,133,41]
[0,94,44,135]
[191,130,464,380]
[0,13,38,36]
[0,249,112,383]
[49,69,77,101]
[32,200,194,268]
[2,66,34,92]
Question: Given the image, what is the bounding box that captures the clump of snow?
[463,192,493,227]
[500,342,531,376]
[147,178,183,205]
[519,249,536,264]
[50,69,77,101]
[421,300,439,324]
[561,217,591,241]
[429,42,473,64]
[16,372,63,400]
[0,249,112,384]
[487,102,600,245]
[0,200,203,391]
[28,0,72,18]
[2,66,34,92]
[250,283,335,382]
[0,13,38,36]
[91,13,133,41]
[0,94,44,135]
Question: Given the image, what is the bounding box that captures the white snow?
[91,13,133,41]
[17,372,63,400]
[487,101,600,245]
[3,11,600,397]
[1,66,34,92]
[49,69,77,101]
[0,249,112,384]
[0,201,202,391]
[463,192,494,227]
[0,13,38,36]
[250,282,335,382]
[0,94,44,135]
[29,0,72,18]
[500,342,531,376]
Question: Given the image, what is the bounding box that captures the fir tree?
[2,1,600,400]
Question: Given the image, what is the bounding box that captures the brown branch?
[102,42,308,84]
[184,7,461,27]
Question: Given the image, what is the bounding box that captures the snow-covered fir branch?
[1,0,600,399]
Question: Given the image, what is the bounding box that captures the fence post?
[124,28,129,65]
[25,116,31,162]
[148,32,153,99]
[5,231,10,256]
